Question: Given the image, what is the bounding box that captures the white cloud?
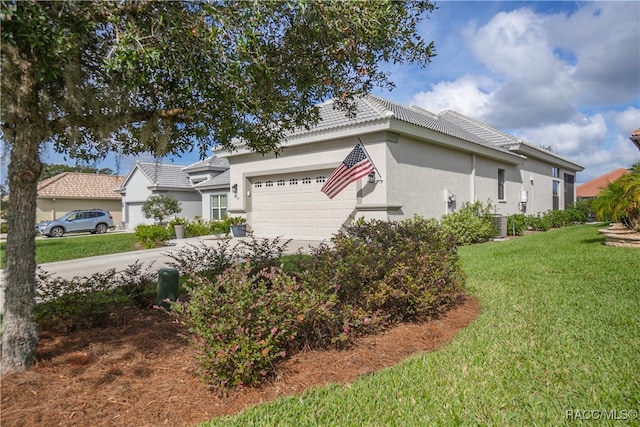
[514,113,640,182]
[515,114,608,158]
[546,2,640,105]
[409,75,494,116]
[465,8,568,83]
[614,107,640,134]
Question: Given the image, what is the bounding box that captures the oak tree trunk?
[1,53,43,375]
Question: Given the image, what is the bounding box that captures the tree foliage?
[141,195,182,226]
[40,163,114,181]
[592,162,640,231]
[0,0,436,373]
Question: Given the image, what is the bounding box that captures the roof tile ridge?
[439,110,520,143]
[361,94,395,118]
[408,104,438,119]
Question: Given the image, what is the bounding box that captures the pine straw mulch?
[1,296,479,427]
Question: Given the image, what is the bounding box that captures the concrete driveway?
[0,235,323,314]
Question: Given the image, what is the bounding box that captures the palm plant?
[592,162,640,231]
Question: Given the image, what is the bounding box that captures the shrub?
[303,216,464,329]
[568,200,590,223]
[172,264,332,393]
[35,261,157,331]
[184,216,211,237]
[440,200,497,244]
[237,234,292,275]
[135,224,173,248]
[172,218,465,393]
[507,214,527,236]
[166,238,237,281]
[166,234,291,280]
[526,214,551,232]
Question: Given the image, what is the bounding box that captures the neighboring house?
[183,156,231,220]
[115,158,230,229]
[630,129,640,151]
[36,173,125,225]
[220,95,584,241]
[577,168,630,201]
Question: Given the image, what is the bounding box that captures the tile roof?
[182,156,230,173]
[136,161,193,188]
[288,95,519,157]
[577,168,630,198]
[37,173,125,199]
[193,169,230,190]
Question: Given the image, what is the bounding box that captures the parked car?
[35,209,115,237]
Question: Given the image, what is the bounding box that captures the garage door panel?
[251,170,355,240]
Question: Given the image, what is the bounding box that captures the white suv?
[36,209,115,237]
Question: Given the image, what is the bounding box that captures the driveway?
[0,236,322,314]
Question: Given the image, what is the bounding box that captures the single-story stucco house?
[219,95,585,241]
[36,172,125,224]
[115,157,230,229]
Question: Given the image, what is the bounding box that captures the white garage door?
[251,170,357,240]
[125,203,149,229]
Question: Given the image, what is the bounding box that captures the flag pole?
[357,137,382,180]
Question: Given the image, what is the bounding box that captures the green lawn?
[0,232,139,267]
[202,224,640,426]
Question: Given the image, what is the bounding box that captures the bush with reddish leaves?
[173,217,465,393]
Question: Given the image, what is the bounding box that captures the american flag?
[321,143,375,199]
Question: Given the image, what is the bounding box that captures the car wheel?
[95,223,108,234]
[50,226,64,238]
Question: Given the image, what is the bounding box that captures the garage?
[250,170,357,240]
[125,202,149,229]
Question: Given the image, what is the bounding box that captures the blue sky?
[6,1,640,184]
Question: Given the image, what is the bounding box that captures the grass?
[201,224,640,426]
[0,232,139,267]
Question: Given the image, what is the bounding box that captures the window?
[316,176,326,183]
[265,180,274,187]
[552,167,560,178]
[254,181,262,188]
[302,177,312,184]
[498,169,506,200]
[277,179,286,186]
[289,178,298,185]
[211,194,228,220]
[552,180,560,210]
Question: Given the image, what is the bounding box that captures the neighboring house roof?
[630,128,640,151]
[192,169,231,190]
[37,173,124,199]
[182,156,230,173]
[577,168,630,198]
[116,161,193,192]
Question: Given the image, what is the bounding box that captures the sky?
[5,0,640,184]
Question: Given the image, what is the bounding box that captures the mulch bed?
[1,296,479,427]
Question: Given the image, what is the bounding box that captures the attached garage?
[250,170,356,240]
[125,202,148,228]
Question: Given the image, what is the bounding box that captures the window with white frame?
[211,194,228,220]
